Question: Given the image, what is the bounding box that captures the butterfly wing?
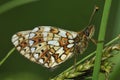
[12,26,78,68]
[11,30,32,57]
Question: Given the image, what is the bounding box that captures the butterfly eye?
[84,29,89,36]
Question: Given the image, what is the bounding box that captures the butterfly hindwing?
[12,26,78,68]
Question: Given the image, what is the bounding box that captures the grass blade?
[92,0,112,80]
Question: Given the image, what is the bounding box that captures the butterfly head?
[83,25,95,39]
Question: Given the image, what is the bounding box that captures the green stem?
[0,47,15,66]
[51,34,120,80]
[92,0,112,80]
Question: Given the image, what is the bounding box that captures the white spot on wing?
[71,32,77,38]
[43,37,47,41]
[25,34,29,39]
[42,32,48,37]
[29,40,34,46]
[29,33,36,38]
[39,59,44,64]
[19,38,23,42]
[54,46,60,50]
[48,40,59,46]
[68,40,74,43]
[53,37,60,41]
[44,63,49,67]
[66,52,73,59]
[12,35,18,42]
[33,54,39,59]
[16,46,21,51]
[49,56,55,67]
[61,54,66,60]
[43,26,51,32]
[51,56,55,63]
[31,47,36,53]
[49,52,53,55]
[18,30,31,35]
[30,57,36,62]
[25,54,30,59]
[56,47,64,56]
[20,50,25,55]
[68,35,73,39]
[51,62,57,67]
[54,34,60,38]
[67,44,74,48]
[13,40,19,46]
[12,34,17,39]
[58,29,67,37]
[32,27,39,32]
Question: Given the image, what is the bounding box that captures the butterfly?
[11,26,95,68]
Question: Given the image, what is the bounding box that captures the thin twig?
[0,47,15,66]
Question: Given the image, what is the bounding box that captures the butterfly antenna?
[87,5,99,26]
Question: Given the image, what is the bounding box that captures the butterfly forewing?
[12,26,78,68]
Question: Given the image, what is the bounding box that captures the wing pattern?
[12,26,78,68]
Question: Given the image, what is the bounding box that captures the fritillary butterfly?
[11,26,95,68]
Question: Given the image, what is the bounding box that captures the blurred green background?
[0,0,120,80]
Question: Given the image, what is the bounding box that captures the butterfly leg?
[73,47,78,71]
[90,38,104,45]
